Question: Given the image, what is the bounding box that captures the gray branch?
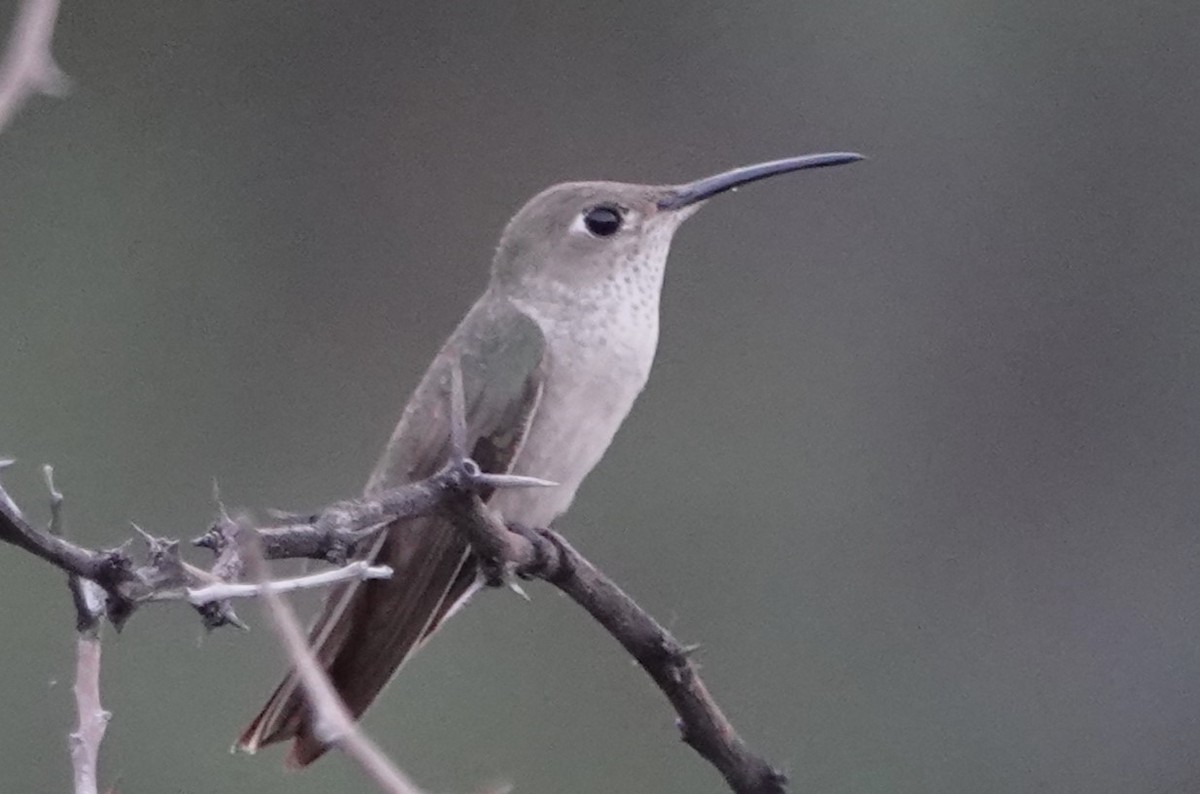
[68,632,109,794]
[446,493,787,794]
[0,456,510,631]
[0,369,786,794]
[43,465,111,794]
[0,0,69,133]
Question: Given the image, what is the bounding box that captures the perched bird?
[239,153,862,765]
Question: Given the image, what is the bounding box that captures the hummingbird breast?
[493,292,660,528]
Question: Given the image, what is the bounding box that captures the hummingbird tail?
[236,517,479,767]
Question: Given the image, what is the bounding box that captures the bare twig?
[0,0,69,133]
[245,538,427,794]
[44,469,112,794]
[69,632,110,794]
[446,494,787,794]
[186,561,393,605]
[546,537,786,794]
[0,460,129,587]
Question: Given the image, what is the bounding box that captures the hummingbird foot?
[456,517,566,589]
[504,522,574,585]
[505,522,545,581]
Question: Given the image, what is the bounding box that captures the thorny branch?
[46,466,111,794]
[1,2,785,791]
[441,370,789,794]
[0,0,69,133]
[0,457,513,794]
[0,455,505,633]
[0,368,787,794]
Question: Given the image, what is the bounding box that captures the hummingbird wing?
[237,294,546,766]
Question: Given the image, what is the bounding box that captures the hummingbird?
[238,152,863,765]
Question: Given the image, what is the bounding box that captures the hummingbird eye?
[581,205,623,237]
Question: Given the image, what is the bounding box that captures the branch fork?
[0,363,787,794]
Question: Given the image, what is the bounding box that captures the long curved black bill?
[657,152,864,211]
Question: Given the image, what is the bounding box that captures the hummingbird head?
[489,152,864,306]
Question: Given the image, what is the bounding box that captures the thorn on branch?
[196,599,250,632]
[191,524,224,553]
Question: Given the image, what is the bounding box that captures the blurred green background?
[2,1,1200,792]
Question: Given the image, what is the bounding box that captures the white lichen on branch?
[187,561,394,605]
